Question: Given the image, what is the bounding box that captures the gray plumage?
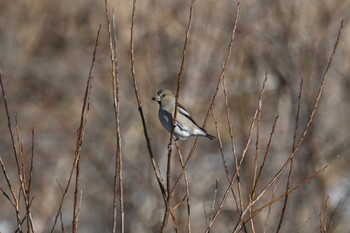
[152,89,216,141]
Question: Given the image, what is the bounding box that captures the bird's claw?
[168,143,173,151]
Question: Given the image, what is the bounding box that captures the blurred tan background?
[1,0,350,232]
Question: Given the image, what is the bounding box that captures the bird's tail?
[205,133,216,140]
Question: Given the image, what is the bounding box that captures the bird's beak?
[152,95,161,102]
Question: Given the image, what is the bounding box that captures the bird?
[152,89,216,141]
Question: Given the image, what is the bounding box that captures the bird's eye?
[162,94,166,98]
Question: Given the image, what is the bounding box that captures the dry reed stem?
[161,0,195,231]
[0,158,21,231]
[204,69,268,233]
[0,70,35,232]
[203,178,219,233]
[245,20,343,222]
[170,0,240,201]
[175,142,191,233]
[327,197,341,232]
[234,155,339,232]
[318,195,340,233]
[249,73,265,233]
[276,77,303,233]
[234,20,343,229]
[221,43,242,218]
[319,196,329,233]
[55,178,67,232]
[50,25,100,233]
[104,1,124,231]
[212,108,241,214]
[72,24,100,233]
[128,0,167,200]
[263,182,279,233]
[15,115,35,233]
[25,127,36,232]
[28,128,35,202]
[112,11,125,233]
[253,113,279,192]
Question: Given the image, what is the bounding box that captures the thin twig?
[28,128,35,200]
[207,178,219,233]
[50,25,100,233]
[56,179,67,233]
[212,108,241,215]
[276,77,303,233]
[175,143,191,233]
[263,182,279,233]
[234,155,339,232]
[128,0,167,200]
[260,160,334,217]
[170,0,240,201]
[0,70,35,232]
[249,72,264,233]
[242,20,343,220]
[0,158,21,230]
[221,39,242,218]
[205,69,268,233]
[71,24,100,233]
[327,197,341,232]
[161,0,195,232]
[113,10,125,233]
[253,113,279,191]
[104,1,125,232]
[221,41,247,233]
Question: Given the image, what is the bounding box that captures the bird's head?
[152,89,174,105]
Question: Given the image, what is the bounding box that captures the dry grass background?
[1,0,350,232]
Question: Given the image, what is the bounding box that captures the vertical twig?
[161,0,195,232]
[249,71,265,233]
[232,21,343,231]
[0,70,35,232]
[221,46,247,232]
[175,143,191,233]
[170,1,240,198]
[127,0,167,200]
[245,20,344,218]
[71,24,100,233]
[56,179,67,233]
[205,70,268,233]
[104,1,125,231]
[50,25,100,233]
[263,182,279,233]
[27,127,35,233]
[0,158,22,231]
[253,113,279,190]
[234,155,339,232]
[212,108,241,215]
[208,178,219,233]
[276,77,303,233]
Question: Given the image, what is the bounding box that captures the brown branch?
[175,143,191,233]
[162,0,195,232]
[104,1,125,232]
[170,0,240,202]
[71,24,100,233]
[0,158,21,230]
[212,108,241,215]
[0,70,34,232]
[50,24,100,233]
[128,0,167,202]
[245,20,344,217]
[239,156,339,230]
[205,68,268,233]
[276,77,303,233]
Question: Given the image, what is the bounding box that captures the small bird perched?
[152,89,216,141]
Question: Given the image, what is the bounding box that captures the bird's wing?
[177,103,206,132]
